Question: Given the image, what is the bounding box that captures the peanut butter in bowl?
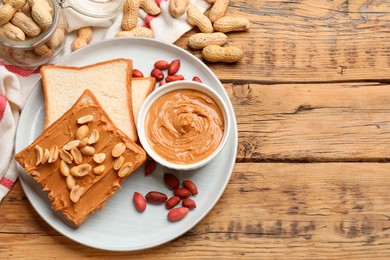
[137,81,231,171]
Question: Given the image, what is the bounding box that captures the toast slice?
[131,77,155,124]
[15,89,147,226]
[40,58,138,141]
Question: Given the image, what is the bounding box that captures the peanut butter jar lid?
[60,0,124,18]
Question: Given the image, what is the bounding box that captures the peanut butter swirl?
[145,89,224,164]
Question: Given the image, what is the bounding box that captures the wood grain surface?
[2,0,390,258]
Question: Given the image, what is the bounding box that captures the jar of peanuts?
[0,0,124,68]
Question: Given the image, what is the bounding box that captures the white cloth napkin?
[0,0,209,202]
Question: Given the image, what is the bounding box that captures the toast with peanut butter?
[15,89,147,226]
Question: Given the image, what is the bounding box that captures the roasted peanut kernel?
[114,156,124,170]
[80,145,95,156]
[77,114,93,124]
[118,162,133,177]
[79,138,88,148]
[66,175,75,190]
[59,149,73,164]
[75,125,89,140]
[63,140,80,150]
[93,165,105,175]
[112,142,126,157]
[93,153,106,164]
[70,164,91,177]
[35,145,43,166]
[70,185,85,203]
[48,145,59,163]
[41,148,50,164]
[88,129,99,144]
[70,147,83,164]
[59,160,70,177]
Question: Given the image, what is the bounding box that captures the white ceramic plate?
[15,38,238,251]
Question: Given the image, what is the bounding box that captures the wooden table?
[2,0,390,258]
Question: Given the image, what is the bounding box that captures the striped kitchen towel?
[0,0,209,202]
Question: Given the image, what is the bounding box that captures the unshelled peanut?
[140,0,160,16]
[0,21,25,40]
[208,0,229,23]
[34,44,53,57]
[122,0,139,31]
[47,27,65,49]
[186,7,213,34]
[0,0,26,26]
[202,45,244,63]
[28,0,53,31]
[213,16,250,33]
[71,27,93,51]
[188,32,227,49]
[10,11,40,37]
[115,27,153,38]
[169,0,190,18]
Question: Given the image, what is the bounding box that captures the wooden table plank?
[176,0,390,83]
[228,82,390,162]
[1,163,390,258]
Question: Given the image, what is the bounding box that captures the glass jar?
[0,0,66,68]
[0,0,124,68]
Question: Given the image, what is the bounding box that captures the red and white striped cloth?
[0,0,209,202]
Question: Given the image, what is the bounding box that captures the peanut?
[10,11,41,37]
[0,22,25,40]
[169,0,190,18]
[208,0,229,23]
[122,0,139,31]
[140,0,160,16]
[202,45,244,63]
[213,16,250,33]
[186,7,213,34]
[115,27,153,38]
[188,32,227,49]
[71,27,93,52]
[34,44,53,57]
[0,0,26,26]
[20,2,31,17]
[47,28,65,49]
[28,0,53,31]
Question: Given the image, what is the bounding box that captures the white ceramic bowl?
[137,80,231,171]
